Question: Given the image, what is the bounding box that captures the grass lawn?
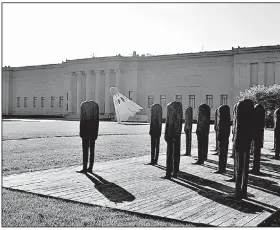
[2,120,198,227]
[2,189,191,227]
[2,120,276,227]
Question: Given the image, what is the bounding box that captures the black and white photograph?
[1,1,280,227]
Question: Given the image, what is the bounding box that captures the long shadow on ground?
[205,158,280,197]
[155,164,277,215]
[84,172,135,203]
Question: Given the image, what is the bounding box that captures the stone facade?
[2,45,280,121]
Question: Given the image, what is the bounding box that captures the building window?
[67,93,68,100]
[24,97,28,107]
[33,97,37,107]
[206,95,213,108]
[17,97,20,107]
[176,95,182,103]
[51,97,55,108]
[189,95,195,108]
[41,97,45,107]
[129,91,133,100]
[148,95,154,108]
[59,96,63,108]
[160,95,166,108]
[220,94,228,105]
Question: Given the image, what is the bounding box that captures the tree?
[237,84,280,128]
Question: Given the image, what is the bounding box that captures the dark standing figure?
[250,104,265,174]
[149,104,163,165]
[274,108,280,160]
[228,103,238,182]
[215,105,231,174]
[78,100,99,174]
[213,108,219,155]
[184,107,193,156]
[230,103,238,158]
[164,101,183,179]
[234,99,254,200]
[193,104,210,165]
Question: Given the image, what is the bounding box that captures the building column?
[2,72,7,115]
[115,69,122,91]
[105,69,111,115]
[233,63,241,104]
[275,62,280,85]
[95,70,101,110]
[76,71,83,114]
[258,63,265,85]
[86,70,94,101]
[66,72,75,114]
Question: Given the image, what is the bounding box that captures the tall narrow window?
[24,97,28,107]
[129,91,133,100]
[51,97,55,108]
[67,93,68,100]
[189,95,195,108]
[148,95,154,108]
[220,94,228,105]
[33,97,37,107]
[41,97,45,107]
[176,95,182,103]
[59,96,63,108]
[17,97,20,107]
[160,95,166,108]
[206,95,213,108]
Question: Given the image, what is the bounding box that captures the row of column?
[66,69,123,115]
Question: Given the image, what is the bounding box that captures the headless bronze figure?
[149,104,163,165]
[78,100,99,174]
[274,108,280,160]
[250,104,265,174]
[213,108,219,155]
[184,107,193,156]
[194,104,210,165]
[234,99,254,200]
[164,101,183,179]
[215,105,231,174]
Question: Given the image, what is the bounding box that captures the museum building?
[2,45,280,121]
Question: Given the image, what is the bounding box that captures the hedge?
[237,84,280,128]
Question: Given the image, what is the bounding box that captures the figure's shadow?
[85,172,135,203]
[205,158,280,196]
[155,164,277,214]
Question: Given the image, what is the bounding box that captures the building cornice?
[3,45,280,71]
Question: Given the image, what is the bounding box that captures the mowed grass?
[2,120,196,227]
[2,120,275,227]
[2,120,217,176]
[2,189,190,227]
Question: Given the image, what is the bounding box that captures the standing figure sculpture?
[149,104,163,165]
[164,101,183,179]
[184,107,193,156]
[194,104,210,165]
[78,100,99,174]
[228,103,238,182]
[234,99,254,200]
[213,108,219,155]
[274,108,280,160]
[250,104,265,174]
[215,105,231,174]
[230,103,238,158]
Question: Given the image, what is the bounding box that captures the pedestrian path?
[3,148,280,226]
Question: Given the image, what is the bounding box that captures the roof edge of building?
[3,44,280,71]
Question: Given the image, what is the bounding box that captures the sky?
[2,2,280,67]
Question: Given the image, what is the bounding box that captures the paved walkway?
[3,148,280,227]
